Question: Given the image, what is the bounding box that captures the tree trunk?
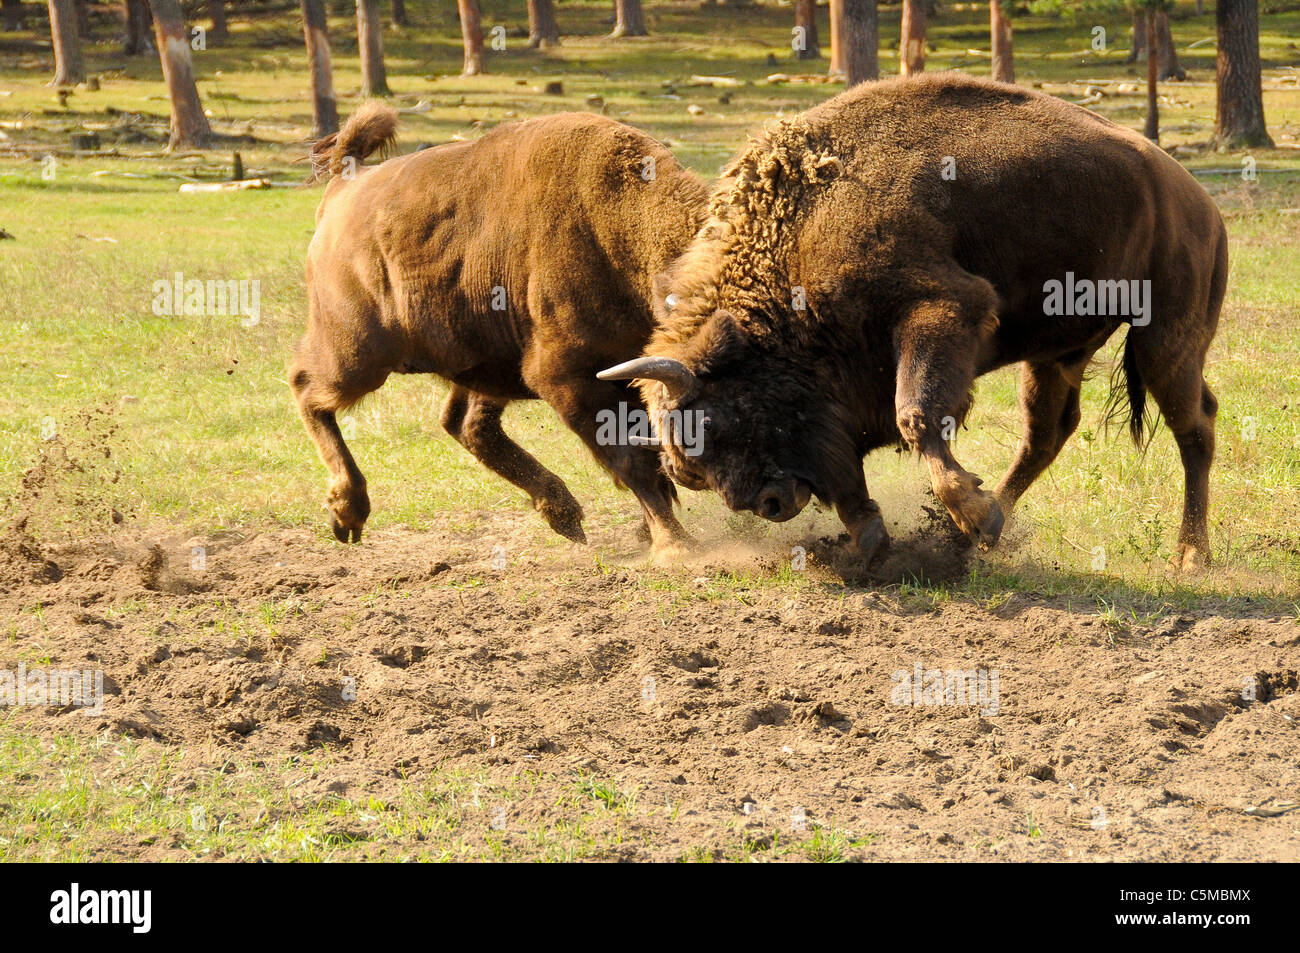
[829,0,841,73]
[794,0,819,60]
[355,0,389,95]
[1144,9,1159,142]
[209,0,227,45]
[75,0,89,37]
[990,0,1014,84]
[1215,0,1272,147]
[392,0,406,27]
[301,0,338,137]
[899,0,926,75]
[46,0,85,85]
[458,0,483,75]
[148,0,213,149]
[2,0,25,31]
[1155,11,1184,80]
[527,0,559,49]
[124,0,153,54]
[610,0,646,38]
[838,0,876,86]
[1124,10,1146,64]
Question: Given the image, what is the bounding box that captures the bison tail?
[308,102,399,183]
[1105,330,1151,450]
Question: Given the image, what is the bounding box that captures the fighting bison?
[291,104,708,553]
[602,75,1227,570]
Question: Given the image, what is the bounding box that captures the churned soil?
[3,505,1297,861]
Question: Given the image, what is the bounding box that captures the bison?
[291,104,708,554]
[601,75,1227,570]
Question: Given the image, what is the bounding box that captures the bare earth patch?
[2,512,1297,861]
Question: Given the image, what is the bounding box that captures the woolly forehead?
[652,123,842,334]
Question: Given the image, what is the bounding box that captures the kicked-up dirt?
[2,507,1298,861]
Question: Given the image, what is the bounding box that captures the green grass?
[2,3,1298,607]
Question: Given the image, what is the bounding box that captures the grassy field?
[1,2,1299,861]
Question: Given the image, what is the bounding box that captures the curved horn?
[597,357,697,402]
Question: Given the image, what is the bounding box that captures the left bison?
[291,104,708,551]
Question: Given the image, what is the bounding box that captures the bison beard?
[615,74,1227,572]
[291,105,709,555]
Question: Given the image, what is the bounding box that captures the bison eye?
[701,415,713,432]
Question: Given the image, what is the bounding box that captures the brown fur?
[643,74,1227,570]
[291,108,710,549]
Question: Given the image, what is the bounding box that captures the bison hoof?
[1171,543,1211,572]
[855,515,891,567]
[537,496,587,545]
[330,517,363,544]
[650,538,693,566]
[974,499,1005,550]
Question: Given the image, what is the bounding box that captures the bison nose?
[758,495,785,520]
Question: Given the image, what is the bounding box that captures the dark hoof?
[537,495,587,545]
[856,516,891,567]
[331,517,363,544]
[974,500,1005,550]
[543,510,587,545]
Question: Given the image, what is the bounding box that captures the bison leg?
[894,294,1004,547]
[290,362,385,544]
[1131,348,1218,571]
[993,356,1089,512]
[441,386,587,544]
[532,377,691,560]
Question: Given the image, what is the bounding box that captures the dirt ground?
[3,501,1298,861]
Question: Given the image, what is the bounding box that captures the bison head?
[599,308,863,525]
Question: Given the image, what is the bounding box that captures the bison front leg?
[533,376,691,562]
[441,386,587,544]
[835,492,891,567]
[893,294,1005,547]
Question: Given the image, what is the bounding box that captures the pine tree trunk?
[899,0,926,75]
[458,0,483,75]
[148,0,212,149]
[829,0,842,73]
[527,0,559,49]
[990,0,1014,84]
[355,0,389,95]
[301,0,338,137]
[839,0,876,86]
[2,0,25,32]
[392,0,407,27]
[1155,11,1184,80]
[46,0,85,85]
[209,0,227,45]
[1143,9,1159,142]
[1124,10,1146,64]
[1215,0,1272,147]
[124,0,153,54]
[794,0,819,60]
[610,0,646,38]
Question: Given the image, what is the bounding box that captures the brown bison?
[291,105,708,553]
[602,74,1227,570]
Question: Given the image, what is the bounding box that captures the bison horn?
[597,357,697,401]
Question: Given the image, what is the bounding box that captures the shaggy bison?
[603,74,1227,570]
[291,105,708,553]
